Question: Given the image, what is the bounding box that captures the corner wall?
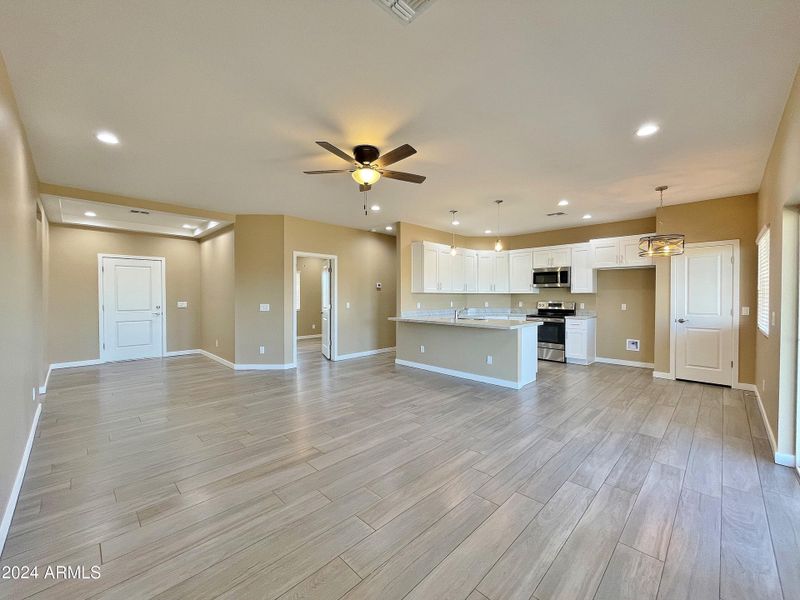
[0,52,47,545]
[200,226,235,363]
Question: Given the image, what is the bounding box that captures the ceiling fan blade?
[374,144,416,167]
[303,170,351,174]
[359,184,372,192]
[316,141,355,164]
[381,170,426,184]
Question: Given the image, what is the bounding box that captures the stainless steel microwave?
[532,267,571,288]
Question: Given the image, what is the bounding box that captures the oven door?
[536,319,565,346]
[532,268,570,288]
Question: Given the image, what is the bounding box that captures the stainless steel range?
[526,301,576,362]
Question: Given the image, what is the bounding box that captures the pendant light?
[449,210,459,256]
[494,200,504,252]
[638,186,685,257]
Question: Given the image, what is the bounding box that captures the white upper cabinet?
[509,250,535,293]
[411,241,456,293]
[421,244,439,292]
[570,243,596,293]
[436,248,454,292]
[533,245,572,268]
[462,251,478,292]
[590,235,654,269]
[477,251,510,293]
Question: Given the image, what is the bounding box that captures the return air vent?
[373,0,438,24]
[129,209,151,215]
[547,211,566,217]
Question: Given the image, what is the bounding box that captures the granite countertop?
[389,316,542,330]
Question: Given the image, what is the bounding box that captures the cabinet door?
[437,249,453,292]
[619,235,653,267]
[451,251,465,293]
[565,328,587,359]
[463,252,478,292]
[570,245,596,293]
[591,239,619,268]
[533,249,552,269]
[509,251,533,293]
[423,245,439,291]
[477,253,494,293]
[493,253,510,293]
[550,246,572,267]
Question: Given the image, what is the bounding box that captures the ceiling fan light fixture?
[352,167,381,186]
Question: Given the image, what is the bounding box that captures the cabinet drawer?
[565,319,588,330]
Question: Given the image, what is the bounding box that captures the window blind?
[757,227,770,335]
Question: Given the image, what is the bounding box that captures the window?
[757,226,770,336]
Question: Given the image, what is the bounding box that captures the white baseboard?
[595,357,655,369]
[234,363,296,371]
[1,402,41,556]
[50,358,104,370]
[733,382,758,393]
[164,349,201,357]
[197,349,236,370]
[38,365,53,395]
[297,334,322,340]
[652,370,674,380]
[395,358,524,389]
[336,347,396,361]
[752,387,796,467]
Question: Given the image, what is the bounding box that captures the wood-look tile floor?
[2,339,799,600]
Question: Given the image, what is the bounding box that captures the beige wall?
[234,215,286,365]
[756,65,800,456]
[48,225,201,362]
[296,256,325,337]
[283,217,397,361]
[200,226,235,362]
[652,194,758,387]
[0,53,47,522]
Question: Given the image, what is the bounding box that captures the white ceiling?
[41,195,230,238]
[1,1,799,236]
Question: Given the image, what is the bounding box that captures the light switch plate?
[259,303,270,312]
[416,302,421,309]
[420,345,425,353]
[518,301,523,308]
[259,346,265,355]
[486,355,493,365]
[621,303,627,311]
[484,302,489,308]
[741,306,750,316]
[177,301,188,308]
[346,302,351,309]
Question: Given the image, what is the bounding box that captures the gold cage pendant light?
[638,186,685,257]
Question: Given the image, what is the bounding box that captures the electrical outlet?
[416,302,421,309]
[420,345,425,353]
[621,303,627,311]
[518,301,523,308]
[177,301,188,308]
[259,346,265,355]
[626,339,640,352]
[215,339,219,348]
[579,303,585,309]
[484,301,489,308]
[259,303,270,312]
[450,301,454,308]
[486,355,493,365]
[312,323,316,330]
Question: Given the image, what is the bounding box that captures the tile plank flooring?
[1,339,798,600]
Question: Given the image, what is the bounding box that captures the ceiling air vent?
[373,0,438,24]
[547,211,566,217]
[130,209,151,215]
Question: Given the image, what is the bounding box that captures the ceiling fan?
[303,141,426,191]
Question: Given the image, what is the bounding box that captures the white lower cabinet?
[565,317,596,365]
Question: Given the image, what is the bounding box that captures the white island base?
[390,317,541,389]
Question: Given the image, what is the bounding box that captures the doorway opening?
[98,254,166,362]
[292,251,337,366]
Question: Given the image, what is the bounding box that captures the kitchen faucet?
[455,306,468,319]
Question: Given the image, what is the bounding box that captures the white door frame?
[669,239,741,387]
[292,251,338,365]
[98,254,167,362]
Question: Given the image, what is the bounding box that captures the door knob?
[153,312,162,316]
[677,318,688,323]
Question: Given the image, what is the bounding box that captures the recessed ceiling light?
[385,225,393,231]
[558,199,569,206]
[95,131,119,145]
[84,211,96,217]
[636,123,659,137]
[484,229,492,234]
[182,224,194,229]
[582,214,592,220]
[370,205,381,212]
[370,228,377,232]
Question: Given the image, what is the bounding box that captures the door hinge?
[730,256,734,264]
[731,360,734,368]
[103,343,106,350]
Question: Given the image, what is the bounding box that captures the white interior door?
[102,257,164,361]
[321,261,331,359]
[674,243,735,385]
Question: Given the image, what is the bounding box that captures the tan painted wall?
[296,256,325,337]
[234,215,286,365]
[200,226,235,362]
[0,53,47,518]
[756,66,800,456]
[651,195,759,387]
[48,225,201,362]
[283,217,397,361]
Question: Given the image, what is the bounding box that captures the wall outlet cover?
[215,339,219,347]
[416,302,421,309]
[484,302,489,308]
[518,301,523,308]
[579,303,585,309]
[177,301,188,308]
[420,345,425,353]
[626,339,640,352]
[259,303,270,312]
[486,355,493,365]
[312,323,316,329]
[259,346,265,355]
[621,303,627,311]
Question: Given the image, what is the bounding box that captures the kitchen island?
[389,316,542,389]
